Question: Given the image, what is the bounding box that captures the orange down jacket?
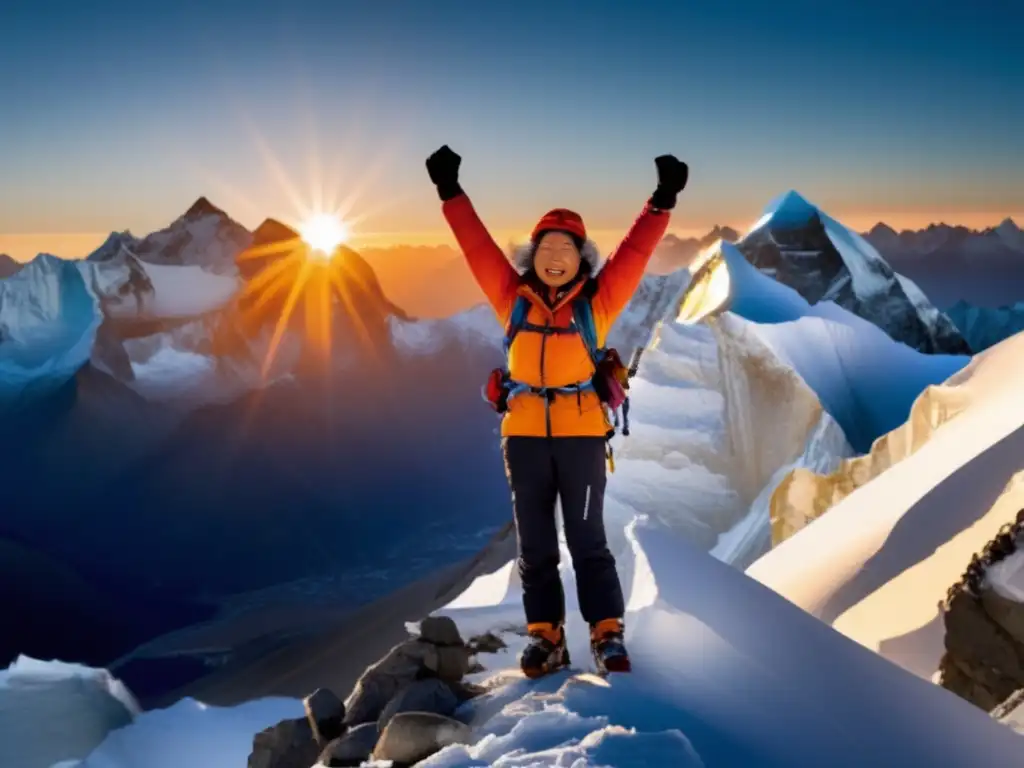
[443,194,670,437]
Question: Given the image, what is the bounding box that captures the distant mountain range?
[862,219,1024,308]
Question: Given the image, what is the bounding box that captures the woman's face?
[533,231,582,288]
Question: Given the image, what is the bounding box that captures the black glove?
[649,155,689,210]
[426,145,464,202]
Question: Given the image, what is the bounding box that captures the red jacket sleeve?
[594,204,670,322]
[442,194,519,322]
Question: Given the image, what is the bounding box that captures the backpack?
[483,293,634,441]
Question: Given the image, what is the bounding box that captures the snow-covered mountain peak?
[124,198,252,274]
[735,191,971,354]
[87,231,140,263]
[182,196,228,221]
[995,217,1024,251]
[758,189,819,229]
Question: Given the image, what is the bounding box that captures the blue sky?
[0,0,1021,256]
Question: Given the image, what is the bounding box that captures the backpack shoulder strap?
[503,295,531,357]
[571,297,601,366]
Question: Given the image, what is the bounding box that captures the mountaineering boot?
[520,623,570,679]
[591,618,631,674]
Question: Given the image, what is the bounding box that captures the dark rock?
[343,639,444,726]
[378,678,459,730]
[419,616,463,647]
[433,644,472,682]
[372,712,472,766]
[184,196,227,220]
[304,687,345,745]
[319,722,379,767]
[468,631,506,654]
[939,589,1024,711]
[247,717,320,768]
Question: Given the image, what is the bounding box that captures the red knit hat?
[531,208,587,244]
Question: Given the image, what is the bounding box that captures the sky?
[1,0,1021,260]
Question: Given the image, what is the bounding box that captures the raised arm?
[427,146,518,322]
[594,155,689,322]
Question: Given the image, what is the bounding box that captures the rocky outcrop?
[248,688,345,768]
[343,616,471,726]
[372,711,472,766]
[248,616,484,768]
[939,510,1024,712]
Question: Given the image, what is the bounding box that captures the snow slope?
[0,656,138,768]
[103,261,238,321]
[53,517,1024,768]
[679,240,969,452]
[419,517,1022,767]
[748,330,1024,681]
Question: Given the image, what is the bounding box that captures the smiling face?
[533,231,582,288]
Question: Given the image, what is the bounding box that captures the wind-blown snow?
[679,240,968,451]
[0,254,102,405]
[748,330,1024,680]
[0,656,139,768]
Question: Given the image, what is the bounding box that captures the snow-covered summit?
[995,217,1024,252]
[736,190,971,354]
[86,231,140,263]
[93,197,252,275]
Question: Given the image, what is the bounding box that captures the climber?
[425,144,688,677]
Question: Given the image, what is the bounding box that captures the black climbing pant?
[502,436,625,627]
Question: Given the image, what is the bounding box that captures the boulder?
[248,717,320,768]
[343,639,440,726]
[372,712,472,766]
[343,633,471,726]
[318,722,380,767]
[378,679,459,730]
[418,616,463,646]
[304,687,345,744]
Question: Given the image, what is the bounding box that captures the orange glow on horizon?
[1,211,1020,263]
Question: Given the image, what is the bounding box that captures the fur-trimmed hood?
[509,239,604,277]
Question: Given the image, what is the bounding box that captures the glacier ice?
[0,656,139,768]
[0,254,103,407]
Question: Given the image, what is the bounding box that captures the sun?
[300,214,350,258]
